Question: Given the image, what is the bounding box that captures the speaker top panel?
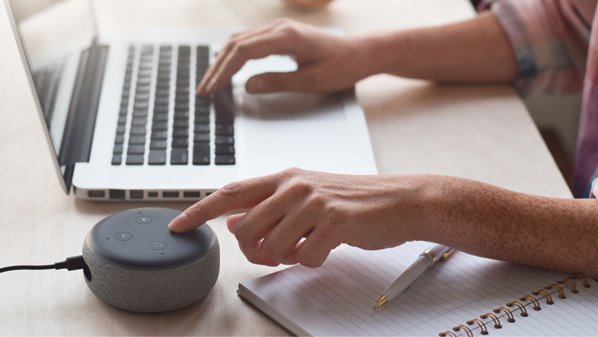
[86,207,214,269]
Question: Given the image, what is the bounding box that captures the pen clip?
[440,248,455,261]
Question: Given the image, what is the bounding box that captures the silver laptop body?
[4,0,377,201]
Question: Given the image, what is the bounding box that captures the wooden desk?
[0,0,571,335]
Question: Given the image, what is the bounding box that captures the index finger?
[204,32,294,94]
[168,173,281,232]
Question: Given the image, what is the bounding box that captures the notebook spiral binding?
[438,275,592,337]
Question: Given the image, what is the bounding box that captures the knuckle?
[280,24,299,38]
[276,20,301,37]
[238,242,261,264]
[219,181,242,196]
[280,167,303,179]
[324,203,346,225]
[260,238,283,259]
[232,220,258,243]
[298,250,324,268]
[273,17,293,27]
[285,177,313,196]
[223,38,238,53]
[306,193,327,209]
[245,253,263,265]
[232,41,250,57]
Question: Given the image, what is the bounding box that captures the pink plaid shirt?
[491,0,598,198]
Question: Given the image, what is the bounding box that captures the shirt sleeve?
[491,0,586,97]
[591,179,598,198]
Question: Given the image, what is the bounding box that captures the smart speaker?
[82,207,219,313]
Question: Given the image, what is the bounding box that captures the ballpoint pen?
[373,244,455,309]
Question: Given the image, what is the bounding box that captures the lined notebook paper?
[238,241,598,336]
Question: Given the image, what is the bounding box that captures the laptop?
[4,0,377,201]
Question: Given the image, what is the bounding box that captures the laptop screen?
[6,0,96,191]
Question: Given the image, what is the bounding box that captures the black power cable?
[0,256,87,274]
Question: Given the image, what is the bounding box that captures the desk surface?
[0,0,571,335]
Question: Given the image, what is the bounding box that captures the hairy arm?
[361,11,517,82]
[169,170,598,278]
[200,12,517,94]
[423,176,598,279]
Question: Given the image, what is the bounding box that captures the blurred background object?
[11,0,62,20]
[284,0,333,10]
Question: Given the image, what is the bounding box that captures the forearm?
[417,176,598,278]
[357,12,517,83]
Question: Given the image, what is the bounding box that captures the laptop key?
[129,136,146,144]
[214,85,235,123]
[126,154,144,165]
[112,154,122,165]
[134,102,149,110]
[151,122,168,131]
[151,131,167,140]
[148,150,166,165]
[155,89,170,97]
[215,136,234,145]
[174,111,190,120]
[153,114,169,122]
[195,106,210,115]
[215,145,235,155]
[132,118,147,127]
[173,120,188,128]
[193,144,210,165]
[127,145,145,154]
[194,124,210,133]
[172,138,189,148]
[173,129,188,138]
[130,126,146,135]
[113,144,123,154]
[154,97,169,106]
[193,153,210,165]
[193,133,210,143]
[215,155,235,165]
[194,115,210,123]
[132,109,148,117]
[150,140,167,149]
[215,124,234,135]
[171,148,188,165]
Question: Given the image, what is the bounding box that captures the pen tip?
[373,295,389,310]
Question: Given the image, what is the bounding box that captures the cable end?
[55,256,88,271]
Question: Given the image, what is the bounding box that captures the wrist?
[387,174,444,243]
[350,31,408,78]
[348,33,394,79]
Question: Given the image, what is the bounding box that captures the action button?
[149,241,167,250]
[115,232,133,241]
[135,215,153,224]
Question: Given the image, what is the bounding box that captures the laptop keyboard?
[112,44,236,166]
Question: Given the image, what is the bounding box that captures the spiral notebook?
[238,241,598,336]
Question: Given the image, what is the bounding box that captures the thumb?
[246,70,318,93]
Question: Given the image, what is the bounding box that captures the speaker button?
[135,215,153,224]
[149,241,167,250]
[115,232,133,241]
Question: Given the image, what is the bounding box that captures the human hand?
[169,168,434,267]
[198,18,373,95]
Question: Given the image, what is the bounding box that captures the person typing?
[169,0,598,279]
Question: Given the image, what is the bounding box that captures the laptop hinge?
[58,44,109,192]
